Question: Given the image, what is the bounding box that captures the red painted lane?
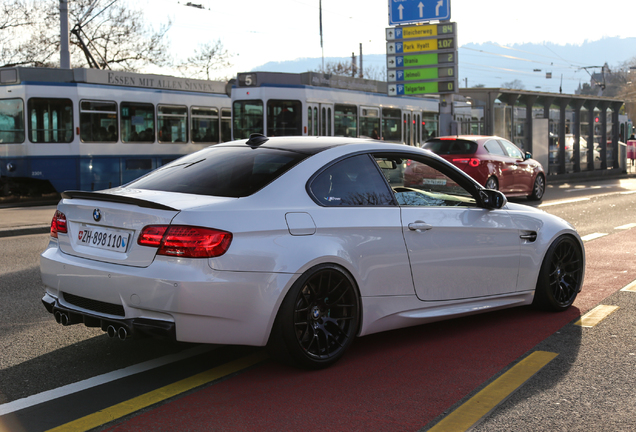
[104,229,636,432]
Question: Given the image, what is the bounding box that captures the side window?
[28,98,73,143]
[310,154,394,207]
[484,139,506,155]
[267,100,302,136]
[375,154,476,207]
[334,104,357,137]
[191,106,219,143]
[0,98,25,143]
[80,100,117,143]
[158,105,187,143]
[499,139,524,159]
[121,102,155,143]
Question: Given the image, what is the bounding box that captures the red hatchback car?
[421,135,546,201]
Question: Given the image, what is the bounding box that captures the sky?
[135,0,636,89]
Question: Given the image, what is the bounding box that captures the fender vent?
[63,292,125,316]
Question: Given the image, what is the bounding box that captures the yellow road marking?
[574,305,620,327]
[45,350,268,432]
[621,280,636,292]
[428,351,558,432]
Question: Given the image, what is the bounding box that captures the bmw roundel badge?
[93,209,101,222]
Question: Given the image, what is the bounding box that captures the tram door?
[403,111,422,146]
[308,103,333,136]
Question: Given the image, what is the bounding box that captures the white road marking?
[581,233,608,242]
[0,344,215,416]
[539,197,590,207]
[615,223,636,230]
[621,280,636,292]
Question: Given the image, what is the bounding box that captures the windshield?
[423,139,478,155]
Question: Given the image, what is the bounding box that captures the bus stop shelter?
[457,88,625,179]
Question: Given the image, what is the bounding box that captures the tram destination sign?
[388,81,456,96]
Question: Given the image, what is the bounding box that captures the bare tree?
[1,0,173,71]
[177,39,233,80]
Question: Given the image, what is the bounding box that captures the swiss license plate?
[77,225,130,252]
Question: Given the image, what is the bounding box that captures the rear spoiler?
[61,191,178,211]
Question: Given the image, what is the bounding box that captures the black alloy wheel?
[268,264,360,369]
[533,235,583,311]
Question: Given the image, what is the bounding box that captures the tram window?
[267,100,302,137]
[0,98,25,144]
[313,107,318,136]
[321,107,326,136]
[80,100,117,143]
[382,108,401,142]
[191,107,219,143]
[307,107,312,136]
[221,108,231,142]
[121,102,155,143]
[233,101,263,140]
[334,104,357,137]
[158,105,187,143]
[28,98,73,143]
[360,107,380,139]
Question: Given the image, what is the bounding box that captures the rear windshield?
[423,139,478,155]
[127,146,308,197]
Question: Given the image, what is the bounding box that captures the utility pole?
[359,43,363,78]
[59,0,71,69]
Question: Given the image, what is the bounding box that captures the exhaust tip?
[60,313,69,326]
[107,325,117,338]
[117,327,128,340]
[54,311,62,324]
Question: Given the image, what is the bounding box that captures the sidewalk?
[0,205,56,238]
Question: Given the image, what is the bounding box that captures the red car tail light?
[452,158,480,167]
[50,210,67,238]
[138,225,232,258]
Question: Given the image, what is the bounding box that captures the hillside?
[251,37,636,95]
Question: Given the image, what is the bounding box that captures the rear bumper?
[42,292,175,340]
[40,241,295,346]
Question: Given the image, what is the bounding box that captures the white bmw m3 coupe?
[41,135,585,368]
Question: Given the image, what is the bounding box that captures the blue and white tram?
[0,67,231,200]
[231,72,440,146]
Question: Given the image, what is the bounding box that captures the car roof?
[430,135,505,142]
[214,136,382,155]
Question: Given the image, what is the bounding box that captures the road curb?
[0,225,50,238]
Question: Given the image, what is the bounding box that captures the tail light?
[138,225,232,258]
[452,158,480,167]
[50,210,67,238]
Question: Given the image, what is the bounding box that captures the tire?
[528,174,545,201]
[532,235,583,311]
[267,264,360,369]
[485,176,498,190]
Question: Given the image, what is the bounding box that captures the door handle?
[408,222,433,231]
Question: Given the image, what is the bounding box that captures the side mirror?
[524,151,533,160]
[480,189,507,209]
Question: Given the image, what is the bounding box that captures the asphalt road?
[0,178,635,431]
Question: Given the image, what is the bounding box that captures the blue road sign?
[388,0,451,25]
